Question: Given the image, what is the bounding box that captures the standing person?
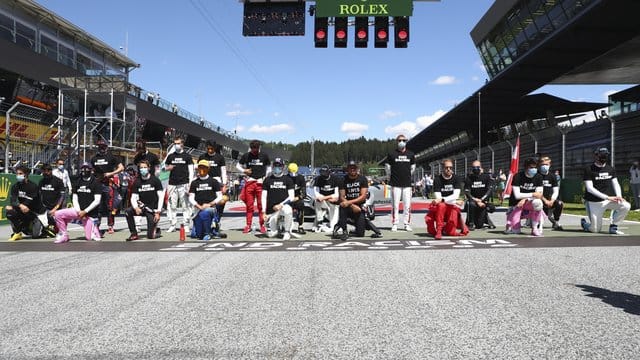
[424,173,433,198]
[496,168,507,202]
[133,139,160,175]
[38,163,65,237]
[581,147,630,234]
[124,160,164,241]
[287,162,307,234]
[261,158,297,240]
[312,164,340,233]
[6,166,43,241]
[464,160,495,230]
[504,157,545,236]
[538,156,564,230]
[165,136,194,233]
[335,160,369,241]
[425,159,468,239]
[236,140,270,233]
[90,138,124,234]
[629,160,640,210]
[198,141,228,222]
[52,158,73,199]
[189,160,224,241]
[53,163,102,243]
[385,134,416,232]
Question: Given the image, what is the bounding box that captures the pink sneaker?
[531,229,542,237]
[54,233,69,244]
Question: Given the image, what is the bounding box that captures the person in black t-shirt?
[538,156,564,230]
[125,160,164,241]
[7,166,44,241]
[237,140,270,233]
[385,134,416,232]
[425,159,468,239]
[312,164,340,233]
[53,162,103,243]
[198,140,228,224]
[261,158,296,240]
[464,160,495,230]
[90,138,124,235]
[165,136,194,233]
[504,157,545,236]
[38,163,65,237]
[581,147,630,234]
[287,162,307,234]
[335,161,369,241]
[189,160,224,241]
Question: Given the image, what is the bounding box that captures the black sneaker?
[126,234,139,242]
[297,226,306,235]
[371,232,383,239]
[339,232,349,241]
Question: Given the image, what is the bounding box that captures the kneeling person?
[336,161,369,241]
[189,160,224,241]
[425,159,468,240]
[125,160,164,241]
[38,164,65,238]
[7,166,44,241]
[538,156,564,230]
[262,158,297,240]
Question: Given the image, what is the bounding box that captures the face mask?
[16,175,25,182]
[539,165,550,174]
[472,167,481,175]
[250,148,259,155]
[289,172,297,177]
[273,167,283,176]
[598,155,608,163]
[81,170,92,178]
[397,141,407,150]
[43,172,52,178]
[98,146,107,154]
[139,168,149,177]
[526,168,538,177]
[57,165,64,171]
[174,144,182,152]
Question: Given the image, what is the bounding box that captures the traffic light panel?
[394,16,410,48]
[354,17,368,48]
[374,17,389,48]
[314,17,328,48]
[334,17,348,48]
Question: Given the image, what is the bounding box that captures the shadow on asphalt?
[576,284,640,316]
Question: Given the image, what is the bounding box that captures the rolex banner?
[315,0,413,17]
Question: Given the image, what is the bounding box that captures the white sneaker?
[289,231,301,239]
[183,224,190,233]
[404,224,413,232]
[167,226,176,233]
[91,234,102,241]
[321,225,332,233]
[267,230,279,238]
[282,233,291,241]
[391,224,398,232]
[312,226,321,233]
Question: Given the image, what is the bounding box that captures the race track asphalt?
[1,200,639,359]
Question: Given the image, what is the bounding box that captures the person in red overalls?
[236,140,270,234]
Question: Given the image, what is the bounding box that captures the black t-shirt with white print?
[540,172,558,200]
[464,173,493,199]
[133,175,163,209]
[583,164,616,202]
[74,177,102,218]
[433,175,462,198]
[198,153,225,178]
[189,176,221,205]
[91,152,121,177]
[314,175,339,196]
[39,175,65,210]
[239,152,270,180]
[166,152,193,185]
[386,149,415,187]
[263,174,294,214]
[340,175,368,203]
[509,170,543,207]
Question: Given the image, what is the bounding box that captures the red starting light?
[316,30,326,40]
[397,30,408,40]
[357,30,367,39]
[377,29,388,40]
[336,30,347,39]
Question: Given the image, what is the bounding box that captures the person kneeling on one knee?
[261,158,297,241]
[7,165,45,241]
[125,160,164,241]
[425,159,468,240]
[189,160,224,241]
[505,157,545,236]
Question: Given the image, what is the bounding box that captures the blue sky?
[38,0,627,144]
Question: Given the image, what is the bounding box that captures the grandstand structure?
[0,0,288,174]
[408,0,640,200]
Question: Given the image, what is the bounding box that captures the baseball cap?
[80,162,93,169]
[273,157,284,166]
[594,147,610,155]
[347,160,358,167]
[197,159,210,167]
[288,162,298,173]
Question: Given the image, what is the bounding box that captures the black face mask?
[81,170,92,178]
[472,168,481,175]
[598,155,608,163]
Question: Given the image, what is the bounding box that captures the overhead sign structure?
[315,0,413,18]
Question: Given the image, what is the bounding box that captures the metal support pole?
[487,144,495,173]
[83,89,88,162]
[529,133,538,155]
[109,88,114,146]
[478,91,482,158]
[610,116,615,168]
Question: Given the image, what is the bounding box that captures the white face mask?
[397,140,407,150]
[57,165,64,171]
[174,144,182,152]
